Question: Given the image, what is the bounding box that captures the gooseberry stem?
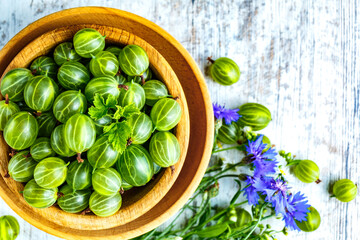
[170,165,175,175]
[9,149,17,157]
[126,138,132,146]
[81,208,91,215]
[120,187,125,195]
[118,84,129,90]
[22,152,31,159]
[34,111,42,116]
[140,75,145,85]
[77,153,84,163]
[173,96,179,101]
[4,94,9,104]
[207,56,215,64]
[57,192,64,198]
[315,179,322,184]
[4,171,10,178]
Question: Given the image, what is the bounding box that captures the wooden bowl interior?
[0,24,190,230]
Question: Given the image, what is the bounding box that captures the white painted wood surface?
[0,0,359,239]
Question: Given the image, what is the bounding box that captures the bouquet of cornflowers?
[136,103,315,240]
[135,57,356,240]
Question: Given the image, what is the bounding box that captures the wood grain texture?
[0,23,190,231]
[0,1,359,240]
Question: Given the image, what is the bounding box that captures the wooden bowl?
[1,24,190,229]
[0,7,214,240]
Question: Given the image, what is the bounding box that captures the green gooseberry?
[149,132,180,168]
[29,56,58,79]
[53,42,81,65]
[235,208,252,228]
[50,125,76,157]
[92,168,122,196]
[57,62,91,90]
[4,111,38,150]
[84,76,120,103]
[66,160,93,191]
[0,68,33,102]
[142,80,169,106]
[73,28,105,58]
[34,157,68,189]
[294,160,320,183]
[237,103,272,131]
[36,112,57,137]
[57,184,91,213]
[217,122,239,144]
[333,179,357,202]
[117,144,153,187]
[118,44,149,76]
[208,57,240,86]
[23,75,59,113]
[296,206,321,232]
[8,150,37,182]
[87,136,120,170]
[150,98,181,131]
[127,112,153,144]
[53,90,87,123]
[30,137,56,161]
[89,191,122,217]
[0,215,20,240]
[89,51,119,77]
[64,113,96,159]
[23,179,58,208]
[118,81,146,109]
[0,98,20,131]
[105,46,122,56]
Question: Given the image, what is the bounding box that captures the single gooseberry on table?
[208,57,241,86]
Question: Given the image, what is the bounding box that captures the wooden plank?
[0,0,359,239]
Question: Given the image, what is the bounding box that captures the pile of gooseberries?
[1,28,182,217]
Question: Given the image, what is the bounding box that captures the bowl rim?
[0,24,190,229]
[0,7,214,239]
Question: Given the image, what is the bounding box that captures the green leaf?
[88,94,117,120]
[196,223,229,238]
[113,104,140,120]
[103,121,132,153]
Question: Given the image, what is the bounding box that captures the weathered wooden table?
[0,1,359,239]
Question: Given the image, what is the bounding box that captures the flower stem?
[151,190,203,239]
[198,200,248,229]
[212,146,239,154]
[212,119,222,151]
[178,194,210,236]
[243,203,268,240]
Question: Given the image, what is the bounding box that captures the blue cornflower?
[212,103,240,125]
[245,135,278,177]
[282,192,311,231]
[243,175,272,205]
[252,156,278,177]
[262,178,290,215]
[243,176,260,205]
